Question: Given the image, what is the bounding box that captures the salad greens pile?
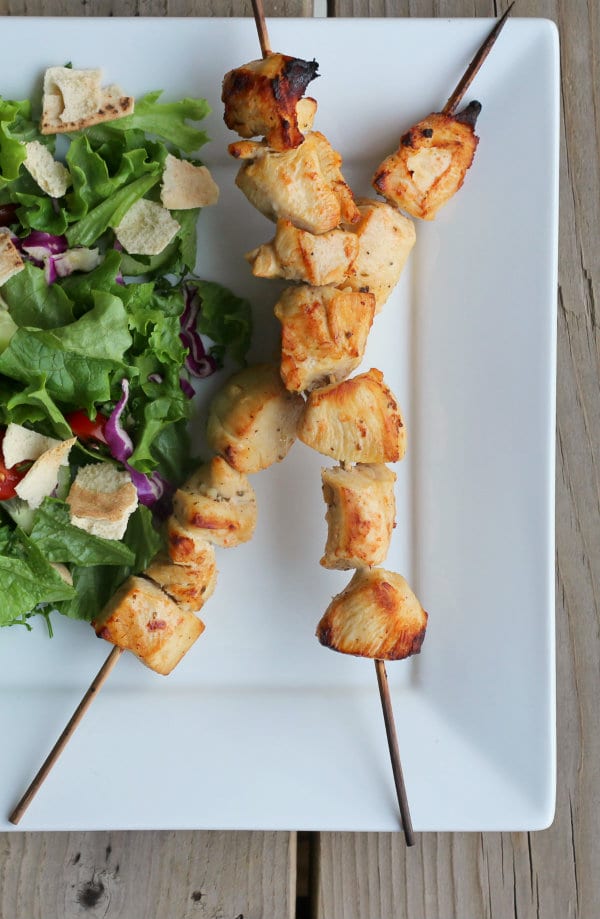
[0,82,252,632]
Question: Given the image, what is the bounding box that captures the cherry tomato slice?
[0,430,28,500]
[66,410,108,444]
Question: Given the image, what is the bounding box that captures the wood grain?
[315,1,600,918]
[0,831,296,919]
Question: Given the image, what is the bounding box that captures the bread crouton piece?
[2,423,62,468]
[40,66,134,135]
[66,463,138,541]
[173,456,257,548]
[206,363,305,473]
[15,438,76,508]
[23,141,72,198]
[0,232,24,287]
[92,575,205,675]
[114,199,180,256]
[161,154,219,210]
[316,568,428,661]
[145,550,217,614]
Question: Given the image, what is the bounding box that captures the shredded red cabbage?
[104,379,134,463]
[180,286,217,379]
[180,377,195,399]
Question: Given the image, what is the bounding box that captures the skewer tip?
[375,658,415,846]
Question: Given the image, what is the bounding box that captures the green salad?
[0,74,251,632]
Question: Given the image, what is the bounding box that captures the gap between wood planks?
[295,832,319,919]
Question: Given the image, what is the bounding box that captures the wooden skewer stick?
[443,2,515,116]
[9,645,123,825]
[375,658,415,846]
[251,0,272,59]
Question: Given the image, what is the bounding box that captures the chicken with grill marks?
[145,547,217,615]
[372,102,480,221]
[222,53,319,151]
[344,199,416,312]
[92,576,205,676]
[275,285,375,393]
[234,131,360,234]
[299,368,406,464]
[316,567,427,661]
[206,363,305,473]
[246,218,359,287]
[173,456,257,548]
[321,463,396,570]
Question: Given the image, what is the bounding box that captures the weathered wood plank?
[316,0,600,917]
[0,831,296,919]
[0,0,310,16]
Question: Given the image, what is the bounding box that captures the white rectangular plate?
[0,16,558,832]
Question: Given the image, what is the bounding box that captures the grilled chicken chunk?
[207,363,305,473]
[173,456,257,548]
[166,517,217,567]
[344,199,416,312]
[145,550,217,614]
[275,286,375,393]
[316,567,427,660]
[222,53,319,151]
[299,368,406,463]
[235,131,359,234]
[246,219,359,287]
[228,97,317,160]
[93,576,205,675]
[372,103,480,220]
[321,464,396,569]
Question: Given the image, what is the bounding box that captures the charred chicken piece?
[344,199,416,312]
[222,53,319,151]
[228,97,317,160]
[316,567,427,660]
[321,464,396,570]
[246,218,359,287]
[372,102,481,220]
[207,363,304,473]
[235,131,360,234]
[145,550,217,615]
[92,575,205,676]
[173,456,257,548]
[274,286,375,393]
[298,368,406,463]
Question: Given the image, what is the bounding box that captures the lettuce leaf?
[65,172,160,247]
[0,526,76,627]
[29,498,135,567]
[3,262,75,329]
[85,92,210,153]
[189,280,253,366]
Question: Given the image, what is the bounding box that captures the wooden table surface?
[0,1,597,917]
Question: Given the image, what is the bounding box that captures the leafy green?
[0,526,75,628]
[190,280,253,366]
[65,172,160,247]
[85,92,211,153]
[3,262,75,329]
[29,498,136,567]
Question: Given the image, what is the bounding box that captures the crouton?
[2,423,62,468]
[40,66,134,134]
[15,438,76,508]
[23,141,72,198]
[0,232,24,287]
[160,154,219,209]
[114,199,180,256]
[66,463,138,541]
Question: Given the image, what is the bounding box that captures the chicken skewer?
[9,455,258,823]
[232,1,511,844]
[227,0,420,845]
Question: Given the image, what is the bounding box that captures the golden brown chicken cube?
[166,517,216,567]
[235,131,359,234]
[246,219,359,287]
[92,576,205,676]
[228,96,317,161]
[372,103,480,221]
[298,368,406,463]
[316,568,427,660]
[145,550,217,614]
[344,199,416,312]
[222,53,319,151]
[274,286,375,393]
[206,363,305,473]
[321,464,396,569]
[173,456,257,548]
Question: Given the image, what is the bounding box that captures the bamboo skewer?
[443,3,515,116]
[9,646,123,825]
[251,0,272,59]
[375,659,414,846]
